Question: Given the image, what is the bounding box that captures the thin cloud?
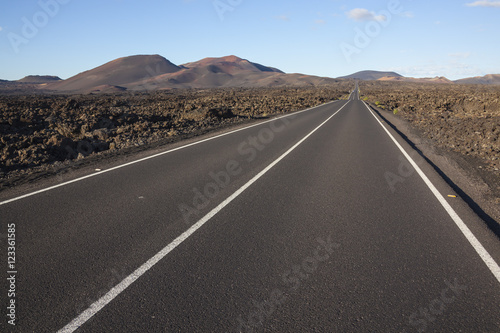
[0,26,3,32]
[346,8,386,22]
[314,19,326,25]
[466,1,500,7]
[449,52,471,59]
[391,62,485,80]
[276,14,290,21]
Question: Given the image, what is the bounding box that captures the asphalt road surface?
[1,86,499,332]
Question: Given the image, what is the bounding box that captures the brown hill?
[17,75,61,83]
[35,54,338,92]
[181,55,284,74]
[454,74,500,85]
[378,76,453,84]
[129,55,284,89]
[46,55,180,92]
[123,55,337,90]
[338,70,402,80]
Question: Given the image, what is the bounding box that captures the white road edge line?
[363,101,500,284]
[57,101,351,333]
[0,100,341,206]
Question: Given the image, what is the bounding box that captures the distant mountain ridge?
[338,70,402,80]
[17,75,61,83]
[339,70,500,85]
[378,76,453,84]
[454,74,500,85]
[2,56,500,94]
[35,55,339,93]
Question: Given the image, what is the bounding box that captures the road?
[1,86,500,332]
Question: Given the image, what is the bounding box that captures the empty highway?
[1,87,499,332]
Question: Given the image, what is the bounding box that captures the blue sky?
[0,0,499,81]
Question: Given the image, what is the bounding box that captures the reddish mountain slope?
[46,55,180,92]
[38,54,338,92]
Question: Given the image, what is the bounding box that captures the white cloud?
[314,19,326,25]
[0,26,3,32]
[466,1,500,7]
[346,8,387,22]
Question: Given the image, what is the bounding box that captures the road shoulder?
[366,102,500,235]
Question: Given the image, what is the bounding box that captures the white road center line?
[57,101,351,333]
[363,100,500,284]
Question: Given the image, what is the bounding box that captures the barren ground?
[360,81,500,224]
[0,85,351,190]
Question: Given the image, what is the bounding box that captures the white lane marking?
[57,101,351,333]
[0,100,341,206]
[362,101,500,284]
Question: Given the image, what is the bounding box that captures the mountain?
[181,55,284,74]
[338,70,402,80]
[5,59,500,94]
[132,55,281,89]
[378,76,453,84]
[338,70,455,84]
[134,55,338,90]
[43,55,338,92]
[344,71,500,85]
[17,75,61,83]
[454,74,500,85]
[46,55,181,92]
